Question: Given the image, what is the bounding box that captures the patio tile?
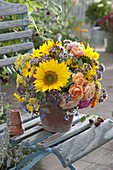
[95,151,113,168]
[81,147,110,163]
[83,163,113,170]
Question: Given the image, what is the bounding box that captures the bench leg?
[9,149,52,170]
[68,164,78,170]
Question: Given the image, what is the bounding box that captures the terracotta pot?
[39,103,73,132]
[9,109,24,136]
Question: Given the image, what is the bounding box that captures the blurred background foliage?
[3,0,87,48]
[85,0,112,26]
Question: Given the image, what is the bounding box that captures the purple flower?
[78,100,91,109]
[40,113,46,120]
[98,63,105,72]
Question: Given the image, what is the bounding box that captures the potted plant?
[14,39,107,132]
[85,0,112,48]
[98,12,113,52]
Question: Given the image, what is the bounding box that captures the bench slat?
[0,1,27,16]
[10,117,41,144]
[0,30,32,42]
[21,113,37,123]
[0,19,30,30]
[22,131,53,146]
[10,123,43,144]
[23,117,41,130]
[0,57,17,67]
[0,42,34,55]
[53,119,113,168]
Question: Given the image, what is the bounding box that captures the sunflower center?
[28,68,31,72]
[44,71,58,85]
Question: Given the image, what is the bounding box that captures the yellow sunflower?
[30,39,61,59]
[22,62,35,78]
[83,44,100,60]
[33,59,71,92]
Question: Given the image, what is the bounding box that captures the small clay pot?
[9,109,24,136]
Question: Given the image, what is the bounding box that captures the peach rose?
[72,73,84,86]
[69,84,84,100]
[67,41,84,58]
[70,46,84,58]
[83,82,95,100]
[67,41,81,50]
[60,98,79,110]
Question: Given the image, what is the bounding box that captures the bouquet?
[14,39,107,115]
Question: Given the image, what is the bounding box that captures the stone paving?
[40,50,113,170]
[2,50,113,170]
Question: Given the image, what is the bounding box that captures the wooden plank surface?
[0,1,27,16]
[0,30,32,42]
[10,116,41,144]
[10,125,43,144]
[36,115,90,148]
[0,19,30,30]
[9,114,83,145]
[22,130,53,146]
[0,42,34,55]
[53,119,113,167]
[23,117,41,130]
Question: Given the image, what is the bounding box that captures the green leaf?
[78,58,83,67]
[25,2,34,13]
[34,2,43,9]
[81,116,86,122]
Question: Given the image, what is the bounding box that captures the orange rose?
[69,84,84,100]
[83,82,95,100]
[72,73,84,86]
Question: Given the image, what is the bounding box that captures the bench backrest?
[0,1,34,67]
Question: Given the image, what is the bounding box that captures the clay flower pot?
[39,103,73,132]
[9,109,24,136]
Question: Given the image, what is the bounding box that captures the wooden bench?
[1,113,113,170]
[1,1,113,170]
